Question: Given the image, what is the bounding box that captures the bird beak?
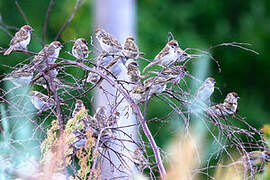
[61,45,64,48]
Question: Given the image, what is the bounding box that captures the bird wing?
[154,46,170,60]
[124,41,138,53]
[10,30,28,45]
[102,34,122,49]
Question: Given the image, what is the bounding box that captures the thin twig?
[15,1,30,25]
[55,0,83,40]
[14,1,42,44]
[42,0,55,46]
[208,42,259,55]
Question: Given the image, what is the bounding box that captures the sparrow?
[143,40,183,72]
[149,65,189,85]
[130,83,146,104]
[72,38,90,60]
[143,76,169,99]
[86,72,101,84]
[3,70,33,87]
[95,28,122,53]
[86,56,124,85]
[91,106,116,140]
[45,41,63,63]
[72,99,85,118]
[30,91,55,112]
[126,60,147,83]
[122,37,141,59]
[175,47,190,63]
[207,92,240,117]
[133,147,148,171]
[29,41,63,75]
[241,150,270,172]
[28,44,50,72]
[94,106,107,127]
[196,77,216,102]
[93,106,118,128]
[4,25,34,55]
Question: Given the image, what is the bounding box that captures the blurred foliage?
[256,125,270,179]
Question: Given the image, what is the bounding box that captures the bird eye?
[171,44,177,48]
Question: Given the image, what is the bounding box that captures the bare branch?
[15,1,30,25]
[54,0,84,40]
[42,0,55,45]
[208,42,259,55]
[14,1,42,43]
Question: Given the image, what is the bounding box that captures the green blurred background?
[0,0,269,155]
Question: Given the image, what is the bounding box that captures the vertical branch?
[45,59,64,132]
[15,1,30,25]
[54,0,83,40]
[14,1,42,43]
[42,0,55,46]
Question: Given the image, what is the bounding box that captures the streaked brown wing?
[46,45,55,56]
[102,34,122,49]
[154,46,170,60]
[10,30,28,45]
[81,44,89,57]
[124,41,138,52]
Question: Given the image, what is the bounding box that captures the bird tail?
[4,46,14,56]
[142,61,157,73]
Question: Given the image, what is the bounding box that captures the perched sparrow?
[122,37,140,59]
[143,76,169,99]
[45,41,63,63]
[3,70,33,87]
[72,99,85,118]
[34,76,72,90]
[30,91,55,112]
[94,106,107,125]
[126,60,146,83]
[86,72,100,84]
[239,150,270,174]
[32,44,49,62]
[133,147,148,171]
[4,25,34,55]
[72,38,90,60]
[28,44,50,72]
[107,111,119,127]
[149,65,188,85]
[175,47,190,63]
[208,92,240,117]
[196,77,216,102]
[129,82,146,104]
[95,28,122,53]
[94,106,117,127]
[143,40,182,72]
[130,83,146,104]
